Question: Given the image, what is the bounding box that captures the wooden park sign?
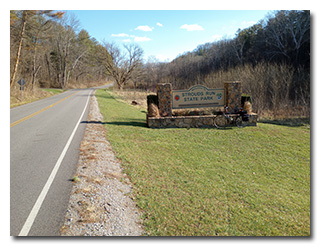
[172,85,225,109]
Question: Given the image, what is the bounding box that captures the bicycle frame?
[214,111,245,129]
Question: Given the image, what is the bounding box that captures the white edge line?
[18,90,93,236]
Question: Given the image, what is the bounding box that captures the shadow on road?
[81,120,106,124]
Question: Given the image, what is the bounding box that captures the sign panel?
[17,78,26,86]
[172,85,225,109]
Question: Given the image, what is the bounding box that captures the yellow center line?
[10,92,78,128]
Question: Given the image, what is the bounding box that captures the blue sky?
[67,10,271,62]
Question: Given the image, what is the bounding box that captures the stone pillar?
[224,81,242,111]
[157,83,172,117]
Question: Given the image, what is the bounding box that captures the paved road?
[10,85,111,236]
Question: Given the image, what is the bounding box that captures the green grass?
[96,89,310,236]
[41,88,66,94]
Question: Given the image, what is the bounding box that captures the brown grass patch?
[112,89,153,110]
[103,171,124,180]
[86,155,97,160]
[10,86,56,108]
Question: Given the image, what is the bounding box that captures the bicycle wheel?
[236,116,247,128]
[214,115,227,129]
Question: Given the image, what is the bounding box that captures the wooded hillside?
[10,11,108,91]
[10,10,310,117]
[139,10,310,117]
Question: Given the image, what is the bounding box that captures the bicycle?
[214,106,248,129]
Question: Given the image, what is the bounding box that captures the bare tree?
[10,11,27,88]
[29,15,53,90]
[49,13,80,88]
[264,10,310,66]
[103,42,144,89]
[10,11,64,88]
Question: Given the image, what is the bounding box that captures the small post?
[17,78,26,100]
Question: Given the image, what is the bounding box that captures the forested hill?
[147,10,309,116]
[10,11,109,90]
[170,10,309,83]
[10,10,310,118]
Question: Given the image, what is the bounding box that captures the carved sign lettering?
[172,85,225,109]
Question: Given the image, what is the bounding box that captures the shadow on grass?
[106,121,147,127]
[95,90,116,100]
[81,120,147,128]
[259,117,310,127]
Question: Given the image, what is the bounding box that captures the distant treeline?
[10,10,310,117]
[139,10,310,116]
[10,11,109,90]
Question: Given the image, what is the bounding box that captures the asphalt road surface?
[10,85,111,236]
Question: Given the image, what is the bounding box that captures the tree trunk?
[31,40,38,90]
[32,66,41,90]
[45,53,51,84]
[10,11,27,88]
[63,61,68,87]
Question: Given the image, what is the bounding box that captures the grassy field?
[10,88,65,108]
[95,89,310,236]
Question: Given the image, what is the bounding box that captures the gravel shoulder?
[60,91,144,236]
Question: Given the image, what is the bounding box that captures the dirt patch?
[60,91,144,236]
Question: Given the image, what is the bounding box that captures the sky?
[66,10,271,62]
[2,2,320,244]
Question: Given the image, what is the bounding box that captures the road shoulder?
[60,91,144,236]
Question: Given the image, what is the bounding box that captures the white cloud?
[241,21,257,27]
[155,54,173,62]
[111,33,129,37]
[210,34,223,41]
[135,25,154,32]
[118,35,151,42]
[156,22,163,27]
[133,36,151,42]
[180,24,204,31]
